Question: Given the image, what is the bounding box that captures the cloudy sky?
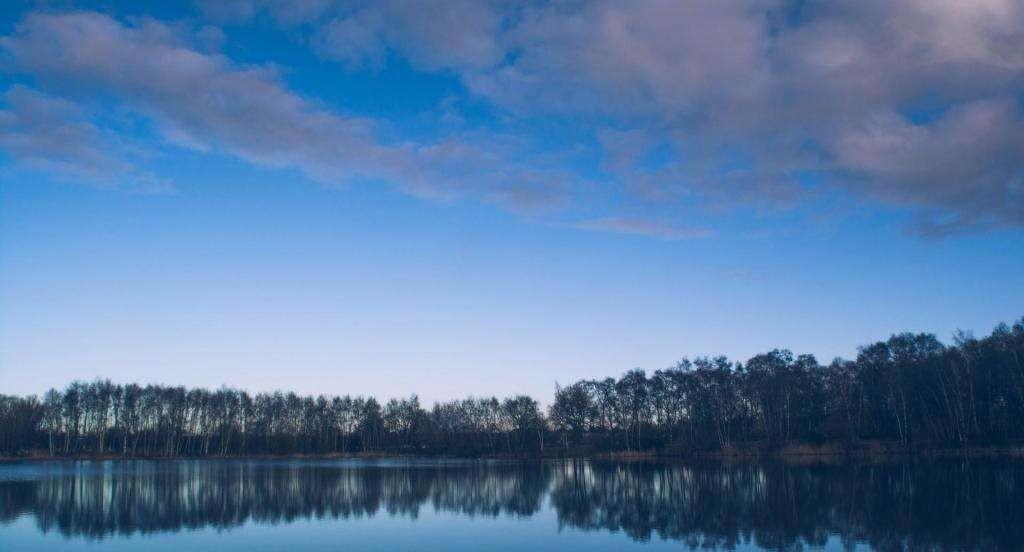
[1,0,1022,402]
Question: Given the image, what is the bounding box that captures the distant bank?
[2,317,1023,459]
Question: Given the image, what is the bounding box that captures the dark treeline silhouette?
[1,459,1022,551]
[1,317,1022,457]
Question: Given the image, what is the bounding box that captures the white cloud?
[0,11,570,210]
[5,1,1024,235]
[0,85,170,193]
[281,0,1024,233]
[833,99,1024,234]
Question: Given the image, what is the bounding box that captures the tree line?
[1,317,1022,457]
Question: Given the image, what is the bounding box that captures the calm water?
[1,458,1021,551]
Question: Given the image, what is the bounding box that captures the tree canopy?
[2,317,1022,457]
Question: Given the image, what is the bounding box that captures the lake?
[1,458,1021,551]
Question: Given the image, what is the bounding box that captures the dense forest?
[1,318,1022,457]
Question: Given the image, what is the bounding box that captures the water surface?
[1,458,1021,551]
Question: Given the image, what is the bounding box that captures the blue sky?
[1,1,1022,403]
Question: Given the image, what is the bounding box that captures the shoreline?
[5,442,1024,463]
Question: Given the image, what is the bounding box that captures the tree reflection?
[1,459,1022,551]
[549,460,1024,552]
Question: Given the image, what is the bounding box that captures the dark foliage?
[1,317,1022,456]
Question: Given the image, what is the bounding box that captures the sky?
[1,0,1022,404]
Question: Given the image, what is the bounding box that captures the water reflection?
[552,461,1024,551]
[1,459,1021,551]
